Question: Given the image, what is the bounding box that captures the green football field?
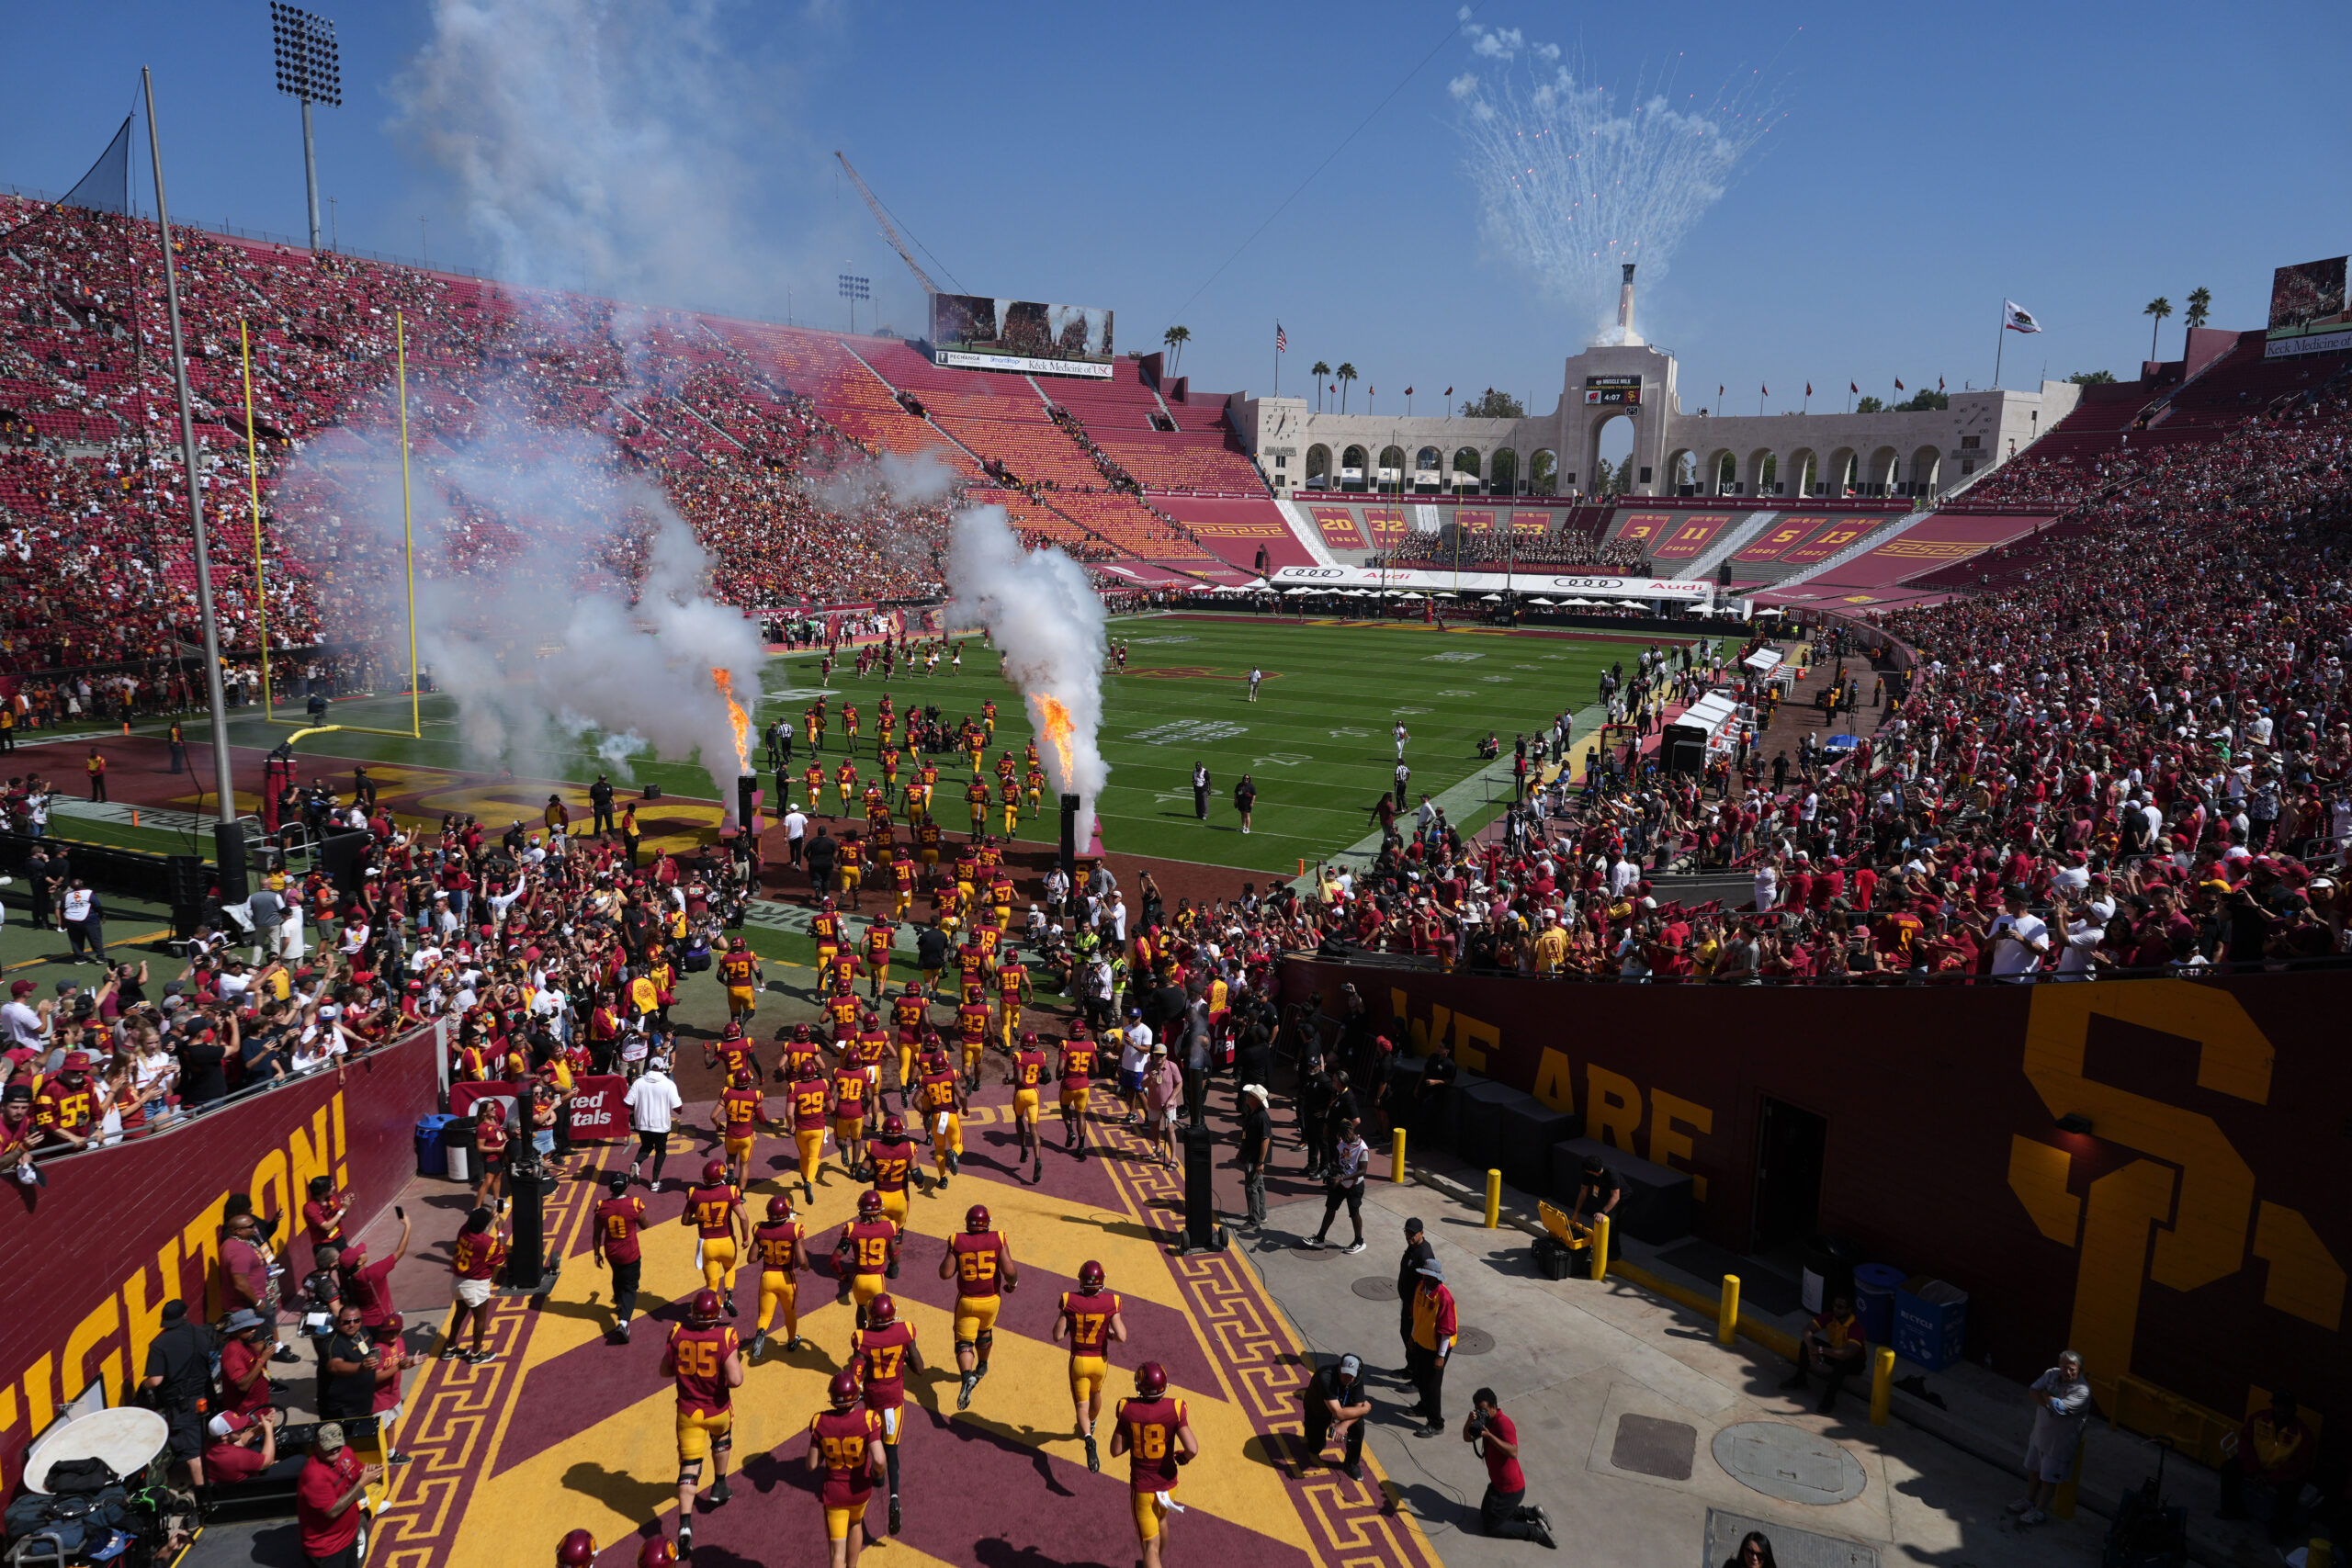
[761,615,1650,874]
[198,615,1662,874]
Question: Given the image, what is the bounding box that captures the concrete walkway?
[1245,1177,2132,1568]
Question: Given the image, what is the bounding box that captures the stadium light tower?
[839,272,869,333]
[270,3,341,253]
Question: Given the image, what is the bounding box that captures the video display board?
[2265,256,2351,358]
[930,293,1116,378]
[1584,373,1642,406]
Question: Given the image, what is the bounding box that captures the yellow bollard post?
[1392,1128,1408,1183]
[1484,1169,1502,1228]
[1719,1275,1742,1346]
[1870,1346,1895,1427]
[2052,1428,2086,1520]
[1591,1213,1611,1282]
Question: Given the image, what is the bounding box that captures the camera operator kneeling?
[1464,1389,1556,1549]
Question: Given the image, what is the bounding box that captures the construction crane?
[836,152,946,297]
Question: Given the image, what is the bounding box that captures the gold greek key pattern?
[1090,1111,1443,1568]
[368,1156,609,1562]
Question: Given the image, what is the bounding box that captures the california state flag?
[2003,299,2042,333]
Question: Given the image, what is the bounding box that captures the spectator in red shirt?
[295,1422,379,1568]
[201,1408,297,1486]
[220,1208,277,1316]
[1,1084,40,1183]
[441,1206,508,1365]
[302,1175,349,1270]
[217,1308,276,1422]
[31,1051,98,1152]
[329,1209,412,1340]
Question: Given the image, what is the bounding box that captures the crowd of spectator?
[1273,368,2352,981]
[0,196,984,682]
[0,790,771,1175]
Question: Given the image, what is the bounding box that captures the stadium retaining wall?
[1280,963,2349,1428]
[0,1025,443,1490]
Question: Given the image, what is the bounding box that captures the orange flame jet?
[1035,694,1077,785]
[711,667,752,774]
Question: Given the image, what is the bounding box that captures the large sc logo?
[2007,982,2343,1405]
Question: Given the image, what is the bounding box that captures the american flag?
[1275,322,1287,353]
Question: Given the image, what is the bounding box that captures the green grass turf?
[764,615,1647,874]
[194,617,1659,875]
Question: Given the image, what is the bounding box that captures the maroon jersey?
[852,1320,917,1408]
[662,1323,739,1416]
[840,1217,899,1279]
[594,1194,646,1265]
[809,1407,883,1506]
[948,1230,1007,1299]
[752,1218,802,1273]
[1118,1394,1188,1493]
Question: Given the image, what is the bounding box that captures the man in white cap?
[1300,1353,1372,1478]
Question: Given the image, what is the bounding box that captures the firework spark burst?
[1451,25,1781,344]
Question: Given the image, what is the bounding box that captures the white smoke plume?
[392,0,797,317]
[1451,21,1780,344]
[810,448,959,516]
[943,506,1110,850]
[278,407,765,818]
[352,0,788,820]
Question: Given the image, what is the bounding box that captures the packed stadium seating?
[1951,333,2338,513]
[1,193,1312,679]
[9,189,2348,705]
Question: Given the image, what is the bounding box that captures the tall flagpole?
[1993,302,2006,389]
[147,66,248,900]
[1272,321,1279,399]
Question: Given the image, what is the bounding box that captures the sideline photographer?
[1463,1388,1556,1549]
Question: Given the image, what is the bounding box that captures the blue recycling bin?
[1853,1262,1905,1347]
[1894,1280,1969,1371]
[415,1113,458,1178]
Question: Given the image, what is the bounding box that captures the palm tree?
[2185,286,2212,332]
[1335,362,1357,413]
[2144,296,2173,360]
[1309,360,1330,412]
[1162,325,1191,375]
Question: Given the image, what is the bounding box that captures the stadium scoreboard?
[1584,374,1642,406]
[2266,256,2351,359]
[929,293,1116,378]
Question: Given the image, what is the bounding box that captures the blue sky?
[6,1,2346,422]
